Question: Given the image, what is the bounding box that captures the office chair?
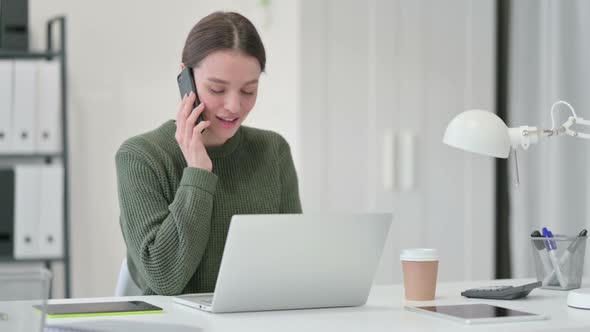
[115,258,142,296]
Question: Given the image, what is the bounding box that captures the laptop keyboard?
[199,297,213,305]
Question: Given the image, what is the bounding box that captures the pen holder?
[530,235,587,290]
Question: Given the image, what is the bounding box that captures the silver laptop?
[173,213,392,313]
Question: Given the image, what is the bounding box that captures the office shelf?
[0,256,64,262]
[0,16,71,298]
[0,154,63,159]
[0,51,61,59]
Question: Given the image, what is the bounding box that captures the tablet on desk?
[405,303,547,325]
[33,301,163,318]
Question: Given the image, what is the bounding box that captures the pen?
[543,227,568,288]
[543,229,587,286]
[531,230,554,279]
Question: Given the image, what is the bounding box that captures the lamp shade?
[442,110,511,158]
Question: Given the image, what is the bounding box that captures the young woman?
[116,12,301,296]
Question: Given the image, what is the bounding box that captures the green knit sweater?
[115,120,302,295]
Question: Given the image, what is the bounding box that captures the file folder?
[38,164,64,258]
[12,60,38,154]
[37,60,62,154]
[13,166,41,259]
[0,61,14,153]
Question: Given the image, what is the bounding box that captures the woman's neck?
[201,130,229,147]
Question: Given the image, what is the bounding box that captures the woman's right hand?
[175,91,213,171]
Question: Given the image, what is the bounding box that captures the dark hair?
[182,12,266,72]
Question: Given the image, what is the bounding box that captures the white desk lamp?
[442,100,590,309]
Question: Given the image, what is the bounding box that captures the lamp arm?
[508,116,590,150]
[562,116,590,139]
[508,126,540,150]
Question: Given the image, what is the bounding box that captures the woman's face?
[191,50,261,145]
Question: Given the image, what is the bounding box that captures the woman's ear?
[180,63,186,70]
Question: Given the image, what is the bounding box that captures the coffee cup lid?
[400,248,439,261]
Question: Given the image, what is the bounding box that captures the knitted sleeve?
[277,139,302,213]
[116,149,217,295]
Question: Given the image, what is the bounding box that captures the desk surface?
[47,279,590,332]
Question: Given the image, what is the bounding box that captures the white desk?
[47,279,590,332]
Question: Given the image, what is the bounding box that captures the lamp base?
[567,288,590,309]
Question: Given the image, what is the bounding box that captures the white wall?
[29,0,300,298]
[28,0,496,297]
[299,0,496,283]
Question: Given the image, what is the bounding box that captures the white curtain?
[509,0,590,278]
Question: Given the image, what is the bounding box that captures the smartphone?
[177,67,204,125]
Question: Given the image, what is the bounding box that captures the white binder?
[0,60,14,153]
[37,60,62,153]
[38,164,64,258]
[14,166,42,259]
[12,60,38,153]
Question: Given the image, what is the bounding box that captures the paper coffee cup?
[400,248,439,301]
